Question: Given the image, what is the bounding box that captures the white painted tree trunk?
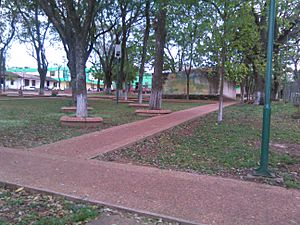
[254,91,262,105]
[75,48,88,118]
[76,93,88,118]
[124,83,128,101]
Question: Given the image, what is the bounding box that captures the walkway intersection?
[0,102,299,225]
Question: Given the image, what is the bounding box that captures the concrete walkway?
[0,102,299,225]
[31,102,235,159]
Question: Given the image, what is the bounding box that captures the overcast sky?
[6,40,67,69]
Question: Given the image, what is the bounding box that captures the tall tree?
[92,2,118,94]
[37,0,113,118]
[149,2,167,110]
[137,0,151,104]
[0,0,17,92]
[15,0,50,95]
[167,2,206,100]
[118,0,142,100]
[251,0,300,103]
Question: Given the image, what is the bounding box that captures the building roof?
[12,73,57,82]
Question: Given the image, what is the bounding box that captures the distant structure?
[4,67,98,91]
[163,68,236,100]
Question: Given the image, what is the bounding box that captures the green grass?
[0,185,176,225]
[0,97,206,148]
[33,206,99,225]
[104,102,300,188]
[0,185,100,225]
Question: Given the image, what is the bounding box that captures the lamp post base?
[252,167,275,178]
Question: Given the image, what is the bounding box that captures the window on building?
[32,80,36,86]
[24,79,29,86]
[47,81,50,87]
[10,80,14,85]
[50,71,55,76]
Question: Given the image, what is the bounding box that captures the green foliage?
[90,63,104,81]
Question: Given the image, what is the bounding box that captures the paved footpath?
[0,102,299,225]
[0,148,299,225]
[31,102,235,159]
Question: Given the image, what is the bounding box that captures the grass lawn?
[100,102,300,189]
[0,185,176,225]
[0,97,205,149]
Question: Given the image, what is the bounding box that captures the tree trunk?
[138,0,150,104]
[240,82,245,104]
[39,75,45,95]
[253,63,264,105]
[67,58,77,104]
[186,73,190,100]
[106,78,112,94]
[124,82,128,100]
[38,67,47,95]
[149,90,163,109]
[217,8,228,125]
[120,5,127,100]
[71,78,77,103]
[0,52,4,93]
[218,67,225,124]
[75,48,88,118]
[97,78,100,91]
[149,4,167,110]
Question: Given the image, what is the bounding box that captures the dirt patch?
[270,143,300,156]
[253,141,300,157]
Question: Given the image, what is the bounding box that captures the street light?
[115,44,121,104]
[254,0,276,177]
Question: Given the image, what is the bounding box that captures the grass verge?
[99,103,300,189]
[0,97,206,149]
[0,185,177,225]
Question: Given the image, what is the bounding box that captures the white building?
[2,71,57,91]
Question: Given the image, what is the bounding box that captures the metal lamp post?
[254,0,276,177]
[115,44,121,104]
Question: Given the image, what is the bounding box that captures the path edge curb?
[0,181,206,225]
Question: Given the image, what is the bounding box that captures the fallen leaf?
[15,187,24,193]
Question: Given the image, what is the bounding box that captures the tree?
[167,2,206,100]
[202,0,256,123]
[251,0,300,103]
[15,0,50,95]
[92,0,118,94]
[37,0,113,118]
[0,0,17,92]
[137,0,151,104]
[118,0,142,100]
[93,31,116,93]
[149,2,167,110]
[90,61,104,91]
[202,0,232,124]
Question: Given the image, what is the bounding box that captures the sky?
[6,40,154,72]
[6,40,67,69]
